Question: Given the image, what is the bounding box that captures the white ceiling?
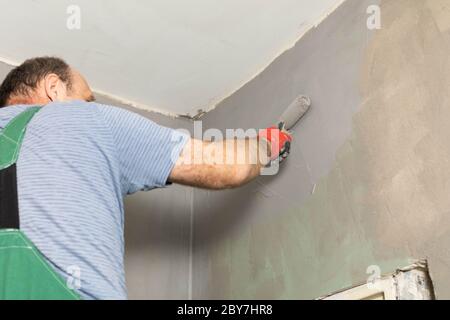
[0,0,342,116]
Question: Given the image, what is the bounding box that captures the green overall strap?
[0,106,41,170]
[0,107,41,170]
[0,107,40,229]
[0,107,81,300]
[0,230,81,300]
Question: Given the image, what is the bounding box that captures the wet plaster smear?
[193,0,450,299]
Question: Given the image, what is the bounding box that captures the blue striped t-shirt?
[0,101,189,299]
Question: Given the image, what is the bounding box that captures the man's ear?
[43,73,66,102]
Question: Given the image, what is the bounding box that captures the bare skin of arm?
[169,138,272,190]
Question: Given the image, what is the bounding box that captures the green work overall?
[0,107,80,300]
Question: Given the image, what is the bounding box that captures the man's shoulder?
[0,105,34,129]
[38,101,118,120]
[0,101,137,131]
[45,100,101,111]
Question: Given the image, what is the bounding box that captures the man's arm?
[169,127,292,190]
[97,104,291,193]
[169,138,270,189]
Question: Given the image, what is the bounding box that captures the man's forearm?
[169,137,271,190]
[221,137,271,186]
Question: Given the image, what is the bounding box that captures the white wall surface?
[0,0,343,116]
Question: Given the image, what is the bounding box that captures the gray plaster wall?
[192,0,450,299]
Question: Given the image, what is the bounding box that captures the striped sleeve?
[97,104,189,194]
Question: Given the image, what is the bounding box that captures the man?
[0,57,293,299]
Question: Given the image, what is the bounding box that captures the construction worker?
[0,57,294,299]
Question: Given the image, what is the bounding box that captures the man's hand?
[258,124,293,163]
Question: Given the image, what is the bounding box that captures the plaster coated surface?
[193,0,450,299]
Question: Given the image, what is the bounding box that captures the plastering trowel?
[277,95,311,131]
[264,95,311,163]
